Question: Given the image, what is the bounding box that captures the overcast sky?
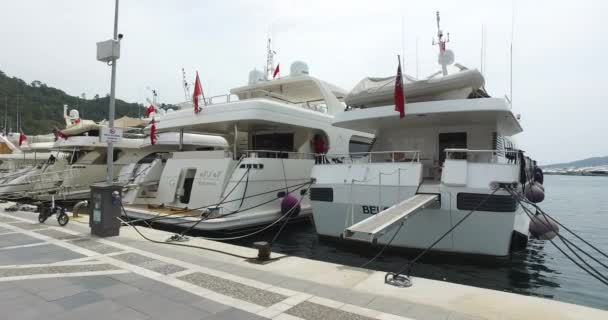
[0,0,606,164]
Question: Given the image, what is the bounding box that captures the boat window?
[439,132,467,163]
[349,140,371,155]
[252,133,293,158]
[138,153,160,164]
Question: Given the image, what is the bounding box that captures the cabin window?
[439,132,467,163]
[349,140,371,155]
[179,168,197,204]
[252,133,294,151]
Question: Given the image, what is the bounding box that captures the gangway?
[343,194,439,243]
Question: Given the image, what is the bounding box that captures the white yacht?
[309,15,537,257]
[124,60,374,232]
[27,135,143,201]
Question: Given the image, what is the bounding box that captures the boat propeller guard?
[385,272,412,288]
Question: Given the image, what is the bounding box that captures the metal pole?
[106,0,119,184]
[233,123,238,160]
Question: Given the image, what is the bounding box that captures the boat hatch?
[343,194,440,243]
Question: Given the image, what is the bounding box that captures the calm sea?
[230,175,608,310]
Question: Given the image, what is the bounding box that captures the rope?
[388,188,500,278]
[360,221,404,268]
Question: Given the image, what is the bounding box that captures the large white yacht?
[124,59,374,232]
[310,15,536,257]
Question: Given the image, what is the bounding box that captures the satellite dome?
[290,61,309,77]
[248,68,265,85]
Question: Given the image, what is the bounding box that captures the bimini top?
[345,67,485,108]
[334,98,522,136]
[230,75,348,104]
[140,132,228,149]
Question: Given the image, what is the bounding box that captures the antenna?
[401,15,405,67]
[432,11,451,76]
[264,37,276,80]
[181,68,190,101]
[510,0,515,105]
[480,24,485,76]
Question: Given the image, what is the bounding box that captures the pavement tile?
[116,291,210,319]
[286,301,376,320]
[67,238,123,254]
[179,271,287,307]
[111,252,187,275]
[35,229,84,240]
[67,275,123,290]
[0,263,118,278]
[10,221,49,230]
[203,307,267,320]
[169,289,232,314]
[0,232,42,247]
[0,243,85,265]
[52,290,105,310]
[36,284,88,301]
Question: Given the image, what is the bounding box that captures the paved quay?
[0,203,606,320]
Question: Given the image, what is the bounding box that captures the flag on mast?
[145,104,155,117]
[272,63,280,79]
[53,127,68,141]
[394,55,405,119]
[149,118,156,145]
[18,130,27,146]
[192,72,204,114]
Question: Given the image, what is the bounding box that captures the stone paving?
[0,207,493,320]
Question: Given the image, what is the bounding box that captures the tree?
[94,94,99,99]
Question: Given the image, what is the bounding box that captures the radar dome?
[69,109,80,119]
[290,61,309,77]
[438,49,455,65]
[248,69,265,85]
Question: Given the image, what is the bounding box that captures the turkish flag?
[192,72,203,114]
[18,131,27,146]
[145,105,155,117]
[150,118,156,145]
[53,127,68,140]
[394,57,405,119]
[273,64,280,79]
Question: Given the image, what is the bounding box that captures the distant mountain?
[0,69,143,135]
[542,156,608,169]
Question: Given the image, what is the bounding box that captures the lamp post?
[107,0,119,184]
[97,0,121,184]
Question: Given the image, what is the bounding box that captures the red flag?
[440,41,446,52]
[149,118,156,145]
[74,118,81,124]
[192,72,203,114]
[272,64,280,79]
[18,131,27,146]
[394,57,405,119]
[145,105,155,117]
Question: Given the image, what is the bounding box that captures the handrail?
[243,149,316,160]
[322,150,421,164]
[444,148,520,164]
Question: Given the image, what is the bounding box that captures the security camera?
[118,34,124,40]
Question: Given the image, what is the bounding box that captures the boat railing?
[206,89,328,113]
[444,148,520,164]
[321,150,421,165]
[25,168,79,184]
[243,150,316,160]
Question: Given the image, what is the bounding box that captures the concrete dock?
[0,203,605,320]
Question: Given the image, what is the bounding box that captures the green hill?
[542,156,608,169]
[0,69,143,135]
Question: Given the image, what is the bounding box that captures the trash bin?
[90,183,122,237]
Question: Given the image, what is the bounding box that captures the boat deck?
[0,202,605,320]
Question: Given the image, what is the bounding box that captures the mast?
[433,11,450,76]
[264,37,276,80]
[182,68,190,101]
[3,96,7,135]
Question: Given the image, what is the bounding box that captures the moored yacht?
[310,14,538,257]
[123,59,374,232]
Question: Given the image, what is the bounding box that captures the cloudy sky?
[0,0,606,164]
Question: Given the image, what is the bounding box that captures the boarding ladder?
[343,194,439,243]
